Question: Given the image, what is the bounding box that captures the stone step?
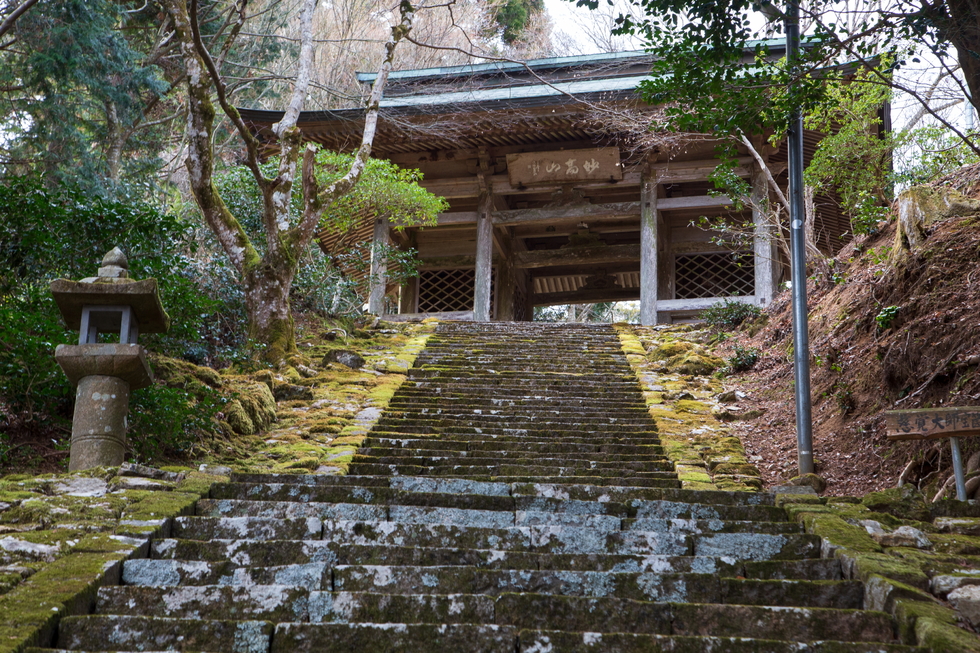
[366,426,661,438]
[345,464,681,482]
[365,429,664,444]
[152,522,817,562]
[349,454,675,472]
[222,475,780,510]
[513,632,922,653]
[122,552,841,596]
[402,380,645,392]
[172,514,801,544]
[374,415,659,428]
[395,386,648,397]
[62,616,620,652]
[365,438,668,455]
[328,566,861,607]
[388,392,647,404]
[212,483,695,516]
[151,536,806,573]
[120,559,855,608]
[355,447,670,462]
[92,587,894,644]
[385,408,653,418]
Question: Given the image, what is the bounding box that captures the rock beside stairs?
[44,322,925,652]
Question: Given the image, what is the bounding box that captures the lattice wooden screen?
[675,252,754,299]
[418,268,495,315]
[513,279,528,322]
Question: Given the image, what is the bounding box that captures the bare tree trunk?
[164,0,414,363]
[244,253,296,361]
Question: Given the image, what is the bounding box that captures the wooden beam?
[418,255,478,269]
[513,219,641,238]
[495,202,641,226]
[657,195,734,210]
[436,211,478,225]
[514,244,640,270]
[651,157,753,184]
[532,287,640,306]
[418,157,754,200]
[640,173,658,326]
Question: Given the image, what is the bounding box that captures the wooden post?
[474,167,493,322]
[495,260,515,320]
[752,166,776,307]
[640,172,659,326]
[368,216,389,315]
[399,276,418,314]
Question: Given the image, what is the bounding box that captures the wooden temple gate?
[241,49,850,325]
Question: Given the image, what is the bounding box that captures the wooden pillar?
[474,171,493,322]
[399,277,418,314]
[368,216,389,315]
[522,271,534,322]
[496,260,515,320]
[640,172,659,326]
[752,166,776,307]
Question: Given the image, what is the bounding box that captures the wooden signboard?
[507,148,622,186]
[884,407,980,441]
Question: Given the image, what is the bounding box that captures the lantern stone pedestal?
[50,248,169,471]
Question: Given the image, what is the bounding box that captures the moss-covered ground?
[616,324,763,492]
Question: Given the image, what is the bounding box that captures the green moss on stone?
[665,351,725,375]
[800,513,883,554]
[850,553,931,589]
[862,486,932,522]
[122,491,199,522]
[175,472,224,496]
[0,552,126,652]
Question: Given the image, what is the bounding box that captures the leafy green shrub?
[699,298,763,330]
[876,305,901,330]
[0,289,74,420]
[725,343,760,373]
[129,385,226,461]
[0,176,238,449]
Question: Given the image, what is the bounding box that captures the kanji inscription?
[506,148,622,186]
[885,407,980,440]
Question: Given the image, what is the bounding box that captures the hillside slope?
[722,169,980,498]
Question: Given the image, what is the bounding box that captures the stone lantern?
[50,248,170,471]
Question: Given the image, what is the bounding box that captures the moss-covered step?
[363,430,664,443]
[354,447,671,462]
[56,614,273,653]
[270,622,516,653]
[99,586,497,624]
[349,453,673,468]
[330,565,864,607]
[516,630,925,653]
[496,594,896,642]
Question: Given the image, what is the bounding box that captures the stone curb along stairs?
[36,322,934,652]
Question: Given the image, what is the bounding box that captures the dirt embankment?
[723,171,980,498]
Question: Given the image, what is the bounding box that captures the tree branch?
[0,0,39,43]
[296,0,416,250]
[188,0,266,182]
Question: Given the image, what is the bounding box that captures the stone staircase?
[42,322,924,652]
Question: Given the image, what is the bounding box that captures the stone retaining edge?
[779,493,980,652]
